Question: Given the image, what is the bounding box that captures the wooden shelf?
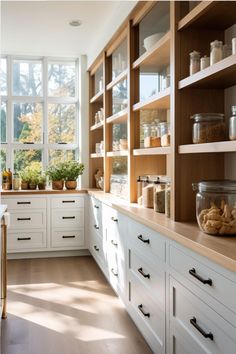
[90,121,104,131]
[178,1,236,31]
[106,109,128,124]
[133,147,171,156]
[132,31,170,71]
[90,153,104,158]
[179,141,236,154]
[133,88,170,111]
[90,90,104,104]
[107,150,128,157]
[179,55,236,90]
[106,69,128,90]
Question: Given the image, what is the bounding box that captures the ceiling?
[1,1,137,65]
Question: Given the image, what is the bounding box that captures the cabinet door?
[89,197,103,238]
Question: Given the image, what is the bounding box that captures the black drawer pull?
[111,217,118,222]
[94,224,99,230]
[138,304,150,318]
[138,267,150,279]
[62,200,75,203]
[17,201,31,205]
[137,235,150,244]
[17,237,31,241]
[17,217,31,221]
[111,240,118,247]
[62,235,75,239]
[190,317,213,341]
[94,245,99,251]
[111,268,118,277]
[189,268,212,286]
[94,205,99,209]
[62,216,75,219]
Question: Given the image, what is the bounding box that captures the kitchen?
[1,1,236,354]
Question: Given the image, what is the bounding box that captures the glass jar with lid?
[159,122,170,147]
[189,51,200,75]
[143,124,151,148]
[192,180,236,236]
[229,106,236,141]
[191,113,225,144]
[210,40,223,65]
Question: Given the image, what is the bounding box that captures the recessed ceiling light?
[69,20,82,27]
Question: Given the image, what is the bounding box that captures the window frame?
[1,55,80,173]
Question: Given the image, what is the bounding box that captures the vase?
[38,183,46,190]
[65,181,77,190]
[52,180,64,190]
[21,181,29,190]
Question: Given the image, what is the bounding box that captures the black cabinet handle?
[138,267,150,279]
[190,317,213,341]
[138,304,150,318]
[189,268,212,286]
[94,225,99,230]
[137,234,150,244]
[62,235,75,239]
[111,217,118,222]
[17,201,31,205]
[62,200,75,203]
[94,245,99,251]
[62,216,75,219]
[94,205,99,209]
[111,268,118,277]
[111,240,118,247]
[17,237,31,241]
[17,217,31,221]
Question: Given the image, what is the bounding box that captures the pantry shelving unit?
[88,1,236,223]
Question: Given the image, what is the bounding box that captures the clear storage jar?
[210,40,223,65]
[159,122,170,147]
[229,106,236,141]
[189,51,200,75]
[191,113,225,144]
[192,180,236,236]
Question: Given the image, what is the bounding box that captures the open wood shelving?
[106,69,128,90]
[107,150,129,157]
[179,141,236,154]
[133,88,170,111]
[90,121,104,131]
[90,90,104,103]
[106,109,128,124]
[133,147,171,156]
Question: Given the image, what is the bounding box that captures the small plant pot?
[52,180,64,190]
[38,183,46,190]
[21,181,29,190]
[65,180,77,190]
[29,183,37,190]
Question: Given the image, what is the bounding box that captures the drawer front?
[90,197,102,231]
[129,248,165,307]
[51,196,84,209]
[170,277,236,354]
[128,219,166,263]
[2,197,46,210]
[8,230,46,251]
[90,232,106,267]
[129,274,165,352]
[51,229,84,248]
[170,245,236,313]
[9,211,46,229]
[51,209,84,228]
[107,246,125,295]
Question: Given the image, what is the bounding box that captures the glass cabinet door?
[112,39,128,80]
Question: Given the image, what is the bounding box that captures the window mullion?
[7,55,13,171]
[43,57,48,170]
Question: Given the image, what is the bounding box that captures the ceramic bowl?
[143,32,165,51]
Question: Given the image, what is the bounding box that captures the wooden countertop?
[88,190,236,273]
[1,189,88,196]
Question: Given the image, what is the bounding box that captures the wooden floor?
[2,256,152,354]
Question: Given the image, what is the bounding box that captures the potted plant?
[46,163,65,190]
[19,170,30,190]
[64,160,85,190]
[28,173,39,190]
[38,174,46,190]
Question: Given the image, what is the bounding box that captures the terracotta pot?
[21,181,29,190]
[52,180,64,190]
[29,183,37,190]
[38,183,46,190]
[65,181,77,190]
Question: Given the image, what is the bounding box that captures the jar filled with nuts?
[193,180,236,236]
[191,113,225,144]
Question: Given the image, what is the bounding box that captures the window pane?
[1,101,7,143]
[0,58,7,95]
[48,104,76,144]
[13,103,43,143]
[13,60,42,96]
[49,149,75,166]
[48,62,75,97]
[112,79,128,115]
[14,149,42,173]
[0,149,6,171]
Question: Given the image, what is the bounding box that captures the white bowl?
[143,32,165,51]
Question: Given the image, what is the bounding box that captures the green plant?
[46,163,65,181]
[38,174,46,184]
[64,160,85,181]
[19,169,31,183]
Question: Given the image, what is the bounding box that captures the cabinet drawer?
[170,245,236,314]
[129,248,165,307]
[90,197,102,231]
[8,230,46,251]
[90,232,106,267]
[170,277,236,354]
[51,229,84,248]
[128,219,166,263]
[51,209,84,228]
[2,197,46,210]
[9,210,46,229]
[51,196,84,209]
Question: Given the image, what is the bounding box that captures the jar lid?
[210,40,223,46]
[193,180,236,193]
[191,113,224,122]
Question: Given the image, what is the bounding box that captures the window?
[0,56,79,174]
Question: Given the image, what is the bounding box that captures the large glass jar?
[210,40,223,65]
[159,122,170,147]
[229,105,236,141]
[192,180,236,236]
[191,113,225,144]
[189,51,200,75]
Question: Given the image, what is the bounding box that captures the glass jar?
[165,181,171,218]
[150,123,161,147]
[223,44,232,59]
[153,182,165,213]
[189,51,200,75]
[159,122,170,147]
[200,56,210,70]
[191,113,225,144]
[229,106,236,141]
[13,174,20,190]
[143,124,151,148]
[210,40,223,65]
[192,180,236,236]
